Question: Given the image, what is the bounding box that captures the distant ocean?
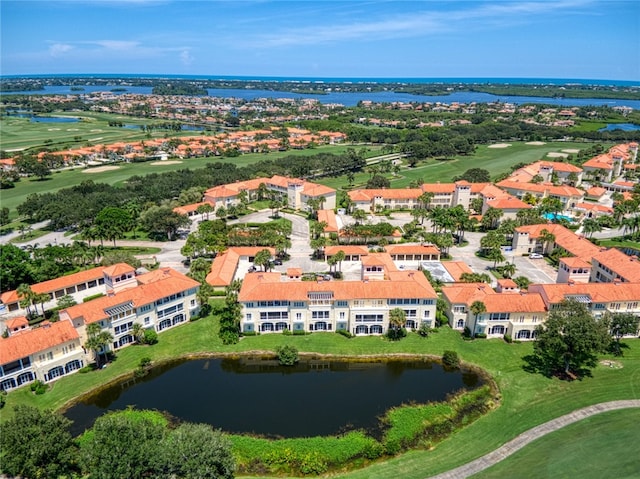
[3,73,638,87]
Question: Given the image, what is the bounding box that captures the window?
[259,311,288,320]
[489,312,510,321]
[114,322,133,335]
[336,301,348,307]
[355,314,383,322]
[453,306,466,313]
[296,313,302,320]
[144,317,150,325]
[246,313,252,321]
[293,301,305,308]
[339,312,345,319]
[190,299,196,307]
[47,352,54,360]
[312,311,330,319]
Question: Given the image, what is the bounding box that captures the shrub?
[292,329,306,336]
[83,293,105,303]
[442,350,460,369]
[281,328,292,336]
[139,357,152,368]
[0,390,6,409]
[219,329,239,345]
[336,329,352,338]
[276,345,299,366]
[463,326,472,338]
[242,330,258,337]
[474,333,487,339]
[417,323,431,338]
[142,329,158,345]
[503,333,513,343]
[30,379,48,395]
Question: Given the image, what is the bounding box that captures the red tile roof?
[0,320,79,365]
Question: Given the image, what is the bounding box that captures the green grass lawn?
[471,408,640,479]
[2,313,638,479]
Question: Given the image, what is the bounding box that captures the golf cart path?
[428,400,640,479]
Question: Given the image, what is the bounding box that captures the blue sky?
[1,0,638,81]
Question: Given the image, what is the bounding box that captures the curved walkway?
[428,400,640,479]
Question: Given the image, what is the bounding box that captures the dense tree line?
[0,406,235,479]
[16,151,366,230]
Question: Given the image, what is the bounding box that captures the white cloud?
[180,49,193,66]
[48,43,74,57]
[247,0,596,48]
[89,40,141,50]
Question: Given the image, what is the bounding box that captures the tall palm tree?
[388,308,406,340]
[17,283,36,316]
[84,322,114,368]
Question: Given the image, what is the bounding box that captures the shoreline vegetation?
[1,77,639,100]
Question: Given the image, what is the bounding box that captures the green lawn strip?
[595,238,640,250]
[2,316,638,479]
[470,408,640,479]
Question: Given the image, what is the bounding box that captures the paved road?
[428,400,640,479]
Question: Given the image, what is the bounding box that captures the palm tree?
[502,262,516,279]
[388,308,406,340]
[253,249,272,272]
[17,283,36,316]
[470,301,486,324]
[132,323,145,344]
[539,228,556,254]
[333,250,346,272]
[84,322,114,368]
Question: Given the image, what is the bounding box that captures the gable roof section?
[0,266,109,305]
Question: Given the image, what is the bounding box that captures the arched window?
[370,325,383,334]
[355,325,369,335]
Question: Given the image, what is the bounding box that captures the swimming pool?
[543,213,573,222]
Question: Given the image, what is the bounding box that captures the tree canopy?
[531,299,611,378]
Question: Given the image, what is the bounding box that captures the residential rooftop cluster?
[1,142,639,394]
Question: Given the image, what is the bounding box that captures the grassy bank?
[2,313,638,479]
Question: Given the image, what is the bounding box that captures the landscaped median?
[1,312,638,479]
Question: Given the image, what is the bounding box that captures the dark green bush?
[442,350,460,369]
[336,329,352,338]
[503,334,513,343]
[474,333,487,339]
[30,380,48,395]
[142,329,158,345]
[276,345,299,366]
[292,330,307,336]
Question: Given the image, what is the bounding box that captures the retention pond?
[64,356,482,438]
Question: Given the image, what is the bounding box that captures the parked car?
[529,253,544,259]
[273,258,283,265]
[248,265,257,273]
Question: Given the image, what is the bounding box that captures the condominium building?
[0,319,85,391]
[238,268,438,336]
[442,283,546,340]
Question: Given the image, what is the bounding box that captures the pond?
[598,123,640,132]
[30,116,79,123]
[64,356,481,438]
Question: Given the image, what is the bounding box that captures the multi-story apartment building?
[199,175,336,212]
[512,224,640,284]
[0,266,110,320]
[0,319,85,391]
[348,181,529,219]
[238,268,438,336]
[0,265,200,393]
[442,283,546,340]
[59,267,200,351]
[528,282,640,330]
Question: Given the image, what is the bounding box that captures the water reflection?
[64,357,481,438]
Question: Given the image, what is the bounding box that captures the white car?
[529,253,544,259]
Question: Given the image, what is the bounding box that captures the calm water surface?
[4,85,640,109]
[64,357,480,438]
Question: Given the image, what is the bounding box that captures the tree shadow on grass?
[522,354,593,381]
